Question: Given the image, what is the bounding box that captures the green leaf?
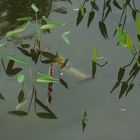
[6,28,24,38]
[92,47,97,61]
[7,55,29,65]
[17,16,33,21]
[36,77,58,83]
[8,111,28,116]
[117,26,127,46]
[31,3,39,13]
[17,73,25,83]
[40,23,65,30]
[136,13,140,34]
[36,71,59,83]
[6,22,30,37]
[61,31,70,44]
[76,6,86,26]
[0,93,4,100]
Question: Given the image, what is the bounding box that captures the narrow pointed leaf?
[31,4,39,13]
[113,0,122,10]
[87,11,95,28]
[125,83,134,96]
[118,67,125,82]
[119,82,128,99]
[36,112,57,119]
[98,21,109,39]
[61,31,70,44]
[41,23,65,30]
[7,55,29,65]
[18,90,25,103]
[8,111,28,116]
[0,93,4,100]
[60,78,68,89]
[16,99,27,110]
[91,1,99,11]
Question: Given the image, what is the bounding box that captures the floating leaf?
[61,31,70,44]
[31,3,39,13]
[0,93,4,100]
[98,21,109,39]
[7,55,29,65]
[41,23,65,30]
[87,10,95,28]
[8,111,28,116]
[17,73,25,83]
[60,78,68,88]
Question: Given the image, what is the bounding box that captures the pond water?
[1,0,140,140]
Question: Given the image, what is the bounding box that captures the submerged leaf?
[36,112,57,119]
[8,111,28,116]
[119,82,128,99]
[87,10,95,28]
[61,31,70,44]
[0,93,4,100]
[82,110,88,133]
[18,90,25,103]
[76,6,86,26]
[113,0,122,10]
[118,67,125,82]
[98,21,109,39]
[90,1,99,11]
[125,83,134,96]
[60,78,68,88]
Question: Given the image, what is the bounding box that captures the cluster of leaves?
[0,3,70,118]
[76,0,138,40]
[110,11,140,99]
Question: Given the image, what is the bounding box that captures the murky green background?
[1,0,140,140]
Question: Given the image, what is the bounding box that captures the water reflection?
[0,0,53,36]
